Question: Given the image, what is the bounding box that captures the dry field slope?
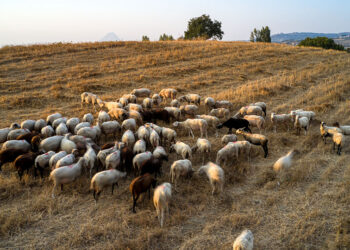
[0,41,350,249]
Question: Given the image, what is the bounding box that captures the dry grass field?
[0,41,350,249]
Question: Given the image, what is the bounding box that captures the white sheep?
[320,122,342,144]
[150,129,160,148]
[39,136,64,152]
[49,157,85,198]
[233,229,254,250]
[142,97,153,109]
[52,117,67,129]
[239,105,264,118]
[215,100,234,111]
[100,101,123,111]
[81,92,99,110]
[122,94,137,103]
[131,88,151,97]
[145,123,163,136]
[216,143,239,167]
[236,128,268,158]
[98,111,110,123]
[128,110,143,125]
[250,101,267,116]
[0,128,11,143]
[179,104,199,117]
[221,134,237,145]
[198,162,224,195]
[2,139,31,151]
[60,134,77,153]
[49,151,67,170]
[7,128,30,140]
[133,139,147,154]
[105,150,121,169]
[77,126,98,141]
[210,108,230,120]
[152,94,162,106]
[170,99,180,107]
[234,141,252,162]
[100,121,121,141]
[46,113,62,125]
[97,146,118,170]
[34,151,55,177]
[153,146,168,161]
[136,126,150,143]
[291,110,315,121]
[159,88,177,101]
[83,143,97,178]
[122,118,137,132]
[204,97,215,114]
[244,115,265,133]
[34,119,46,132]
[90,169,127,202]
[170,160,193,190]
[192,138,211,165]
[164,107,181,121]
[118,97,129,107]
[271,113,293,133]
[332,132,344,155]
[173,118,208,138]
[121,130,136,148]
[196,114,220,137]
[83,113,94,124]
[74,122,91,134]
[273,149,300,172]
[132,151,153,175]
[294,115,310,135]
[169,141,192,159]
[153,182,172,228]
[334,122,350,135]
[66,118,80,133]
[55,149,79,168]
[20,119,35,131]
[127,103,143,113]
[56,122,68,136]
[41,125,55,138]
[179,94,201,105]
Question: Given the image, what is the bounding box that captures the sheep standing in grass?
[273,149,300,172]
[66,118,80,133]
[142,98,153,109]
[235,141,252,162]
[215,100,234,111]
[179,105,199,118]
[7,128,30,140]
[233,229,254,250]
[216,142,239,167]
[41,125,54,138]
[170,99,180,108]
[35,151,55,178]
[77,126,98,141]
[98,111,110,123]
[132,151,153,175]
[196,115,220,137]
[291,110,315,121]
[52,117,67,130]
[250,101,267,116]
[332,132,344,155]
[74,122,90,134]
[20,120,35,131]
[34,119,46,132]
[210,108,230,120]
[204,97,215,114]
[173,119,208,138]
[97,146,118,170]
[131,88,151,97]
[122,130,136,148]
[334,122,350,135]
[133,139,147,154]
[152,94,162,106]
[122,118,137,132]
[320,122,342,144]
[137,126,150,143]
[0,128,12,143]
[153,146,168,161]
[170,160,193,190]
[294,115,309,135]
[56,122,68,136]
[49,151,67,170]
[179,94,201,105]
[243,115,265,133]
[198,162,224,195]
[153,182,172,228]
[105,150,121,170]
[83,113,94,124]
[192,138,211,165]
[60,134,77,153]
[221,134,237,145]
[47,113,62,126]
[122,94,137,103]
[170,142,192,159]
[99,121,121,141]
[130,173,157,213]
[150,129,160,148]
[108,108,128,121]
[90,169,127,203]
[160,127,176,147]
[159,88,177,101]
[2,139,31,151]
[55,149,80,168]
[84,143,97,178]
[236,128,268,158]
[164,107,181,121]
[271,113,293,133]
[238,105,264,117]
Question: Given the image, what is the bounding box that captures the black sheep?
[217,118,251,134]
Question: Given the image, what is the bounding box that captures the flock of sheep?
[1,87,350,249]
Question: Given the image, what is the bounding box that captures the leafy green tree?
[184,14,224,40]
[250,26,271,42]
[299,37,344,51]
[159,34,174,41]
[142,35,150,41]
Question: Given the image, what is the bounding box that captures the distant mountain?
[271,32,350,45]
[100,32,120,42]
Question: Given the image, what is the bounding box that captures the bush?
[142,36,150,42]
[159,34,174,41]
[299,37,344,51]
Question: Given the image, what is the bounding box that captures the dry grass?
[0,41,350,249]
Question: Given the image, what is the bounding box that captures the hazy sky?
[1,0,349,45]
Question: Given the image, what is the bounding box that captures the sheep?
[49,157,85,198]
[192,138,211,165]
[16,131,39,144]
[46,113,62,125]
[170,99,180,108]
[237,105,264,118]
[320,122,342,144]
[271,113,293,133]
[2,140,31,151]
[60,134,77,153]
[39,135,64,152]
[170,160,193,190]
[332,132,344,155]
[122,118,137,132]
[243,115,265,133]
[333,122,350,135]
[196,114,220,137]
[77,126,98,141]
[179,104,198,118]
[7,128,30,140]
[142,97,153,109]
[204,97,215,113]
[34,151,55,178]
[55,122,68,136]
[0,148,29,171]
[97,146,118,170]
[236,128,268,158]
[133,139,147,154]
[221,134,237,145]
[153,146,168,161]
[136,126,150,143]
[128,110,143,125]
[164,107,181,121]
[66,118,80,133]
[20,119,36,131]
[33,119,46,132]
[99,101,123,111]
[49,151,67,170]
[11,123,21,129]
[160,127,177,146]
[81,92,99,110]
[55,149,80,169]
[90,169,127,203]
[153,182,172,227]
[105,150,121,170]
[210,108,230,120]
[121,146,133,173]
[99,121,121,141]
[294,115,310,135]
[291,110,315,121]
[133,151,153,175]
[127,103,143,113]
[152,94,162,106]
[198,162,224,195]
[122,94,137,103]
[233,229,254,250]
[98,111,110,123]
[118,97,129,107]
[235,141,251,163]
[173,119,208,138]
[169,142,192,159]
[83,143,97,178]
[215,100,234,111]
[41,125,55,138]
[251,101,267,116]
[159,88,177,101]
[145,123,163,136]
[83,113,94,124]
[179,94,201,105]
[273,149,300,172]
[216,143,239,167]
[74,122,91,134]
[151,109,170,124]
[0,128,11,143]
[52,117,67,129]
[131,88,151,97]
[130,173,157,213]
[149,129,160,148]
[122,130,136,149]
[14,151,42,180]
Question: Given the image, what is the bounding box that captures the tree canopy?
[299,37,344,51]
[184,14,224,40]
[159,34,174,41]
[250,26,271,43]
[142,35,150,41]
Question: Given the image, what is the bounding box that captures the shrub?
[299,37,344,51]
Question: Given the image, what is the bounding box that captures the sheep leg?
[61,184,64,191]
[338,145,341,155]
[51,184,57,199]
[263,144,268,158]
[132,193,139,213]
[160,209,164,228]
[0,161,2,171]
[190,129,194,139]
[111,184,114,194]
[18,170,23,181]
[93,190,96,200]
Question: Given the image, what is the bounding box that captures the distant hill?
[100,32,120,42]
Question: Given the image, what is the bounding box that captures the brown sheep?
[0,148,28,171]
[129,173,157,213]
[14,151,42,180]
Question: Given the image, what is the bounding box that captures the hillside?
[0,41,350,249]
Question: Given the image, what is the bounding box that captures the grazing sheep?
[34,119,46,132]
[153,182,172,227]
[238,105,264,118]
[164,107,181,121]
[128,110,143,125]
[41,125,55,138]
[131,88,151,97]
[77,126,98,141]
[99,101,123,111]
[66,118,80,133]
[118,97,129,107]
[0,128,11,143]
[83,143,97,178]
[160,127,177,146]
[150,129,160,148]
[173,119,208,138]
[133,139,147,154]
[90,169,127,203]
[179,94,201,105]
[204,97,216,114]
[35,151,55,178]
[97,146,118,170]
[52,117,67,130]
[122,94,137,103]
[320,122,342,144]
[100,121,121,141]
[169,142,192,159]
[271,113,293,133]
[7,128,30,140]
[273,149,300,172]
[216,143,239,167]
[333,122,350,135]
[83,113,94,124]
[192,138,211,165]
[198,162,224,195]
[243,115,265,133]
[127,103,143,113]
[179,104,199,118]
[74,122,91,134]
[250,102,267,116]
[140,156,165,178]
[233,229,254,250]
[14,151,42,180]
[46,113,62,125]
[49,151,67,170]
[196,114,220,137]
[121,130,136,148]
[217,118,251,134]
[56,122,68,136]
[236,128,268,158]
[152,94,162,106]
[215,100,234,111]
[39,135,64,152]
[159,88,177,101]
[81,92,99,110]
[170,99,180,108]
[291,110,315,121]
[0,148,29,171]
[60,134,77,153]
[221,134,237,145]
[142,98,153,109]
[49,157,85,198]
[136,126,150,143]
[122,118,137,132]
[170,160,193,190]
[20,119,35,131]
[130,173,157,213]
[145,123,163,136]
[133,151,153,175]
[332,132,344,155]
[2,140,31,151]
[98,111,110,123]
[210,108,230,120]
[105,150,121,170]
[294,115,310,135]
[16,131,39,144]
[55,149,80,168]
[153,146,168,161]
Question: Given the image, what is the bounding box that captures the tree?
[184,14,224,40]
[142,35,150,41]
[250,26,271,42]
[299,37,344,51]
[159,34,174,41]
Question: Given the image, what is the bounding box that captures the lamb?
[216,143,239,167]
[169,142,192,159]
[105,150,121,170]
[160,127,177,146]
[66,118,80,133]
[74,122,91,134]
[90,169,127,203]
[236,128,268,158]
[34,151,55,178]
[196,114,220,137]
[0,148,29,171]
[60,134,77,153]
[136,126,150,143]
[122,118,137,132]
[271,113,293,133]
[320,122,342,144]
[121,130,136,148]
[192,138,211,165]
[332,132,344,155]
[83,143,97,178]
[204,97,215,113]
[128,110,143,125]
[14,151,42,180]
[164,107,181,121]
[133,139,147,154]
[39,135,64,152]
[153,182,172,227]
[142,97,153,109]
[179,104,199,118]
[170,160,193,190]
[49,151,67,170]
[34,119,46,132]
[49,157,85,198]
[55,149,80,168]
[333,122,350,135]
[294,115,310,135]
[153,146,168,161]
[152,94,162,106]
[173,119,208,138]
[52,117,67,129]
[179,94,201,105]
[243,115,265,133]
[98,111,110,123]
[131,88,151,97]
[217,118,251,134]
[122,94,137,103]
[55,122,68,136]
[170,99,180,107]
[210,108,230,119]
[41,125,55,138]
[198,162,224,195]
[83,113,94,124]
[7,128,30,140]
[130,173,157,213]
[221,134,237,145]
[132,151,153,175]
[232,229,254,250]
[159,88,177,101]
[46,113,62,125]
[149,129,160,148]
[21,120,36,131]
[215,100,234,111]
[2,140,31,151]
[273,149,300,172]
[238,105,264,118]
